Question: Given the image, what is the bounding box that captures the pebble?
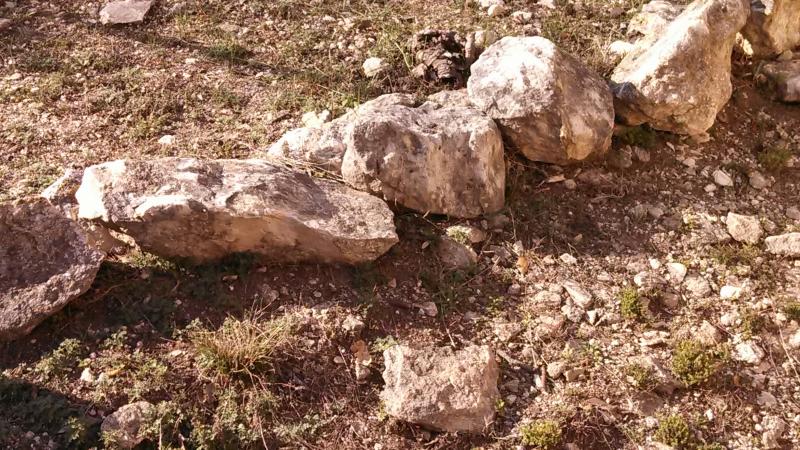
[487,3,506,16]
[749,171,769,189]
[158,135,175,145]
[683,275,711,298]
[720,285,743,300]
[726,212,763,244]
[666,262,687,284]
[547,361,566,378]
[563,179,577,190]
[511,10,533,23]
[757,391,777,408]
[564,368,585,382]
[787,206,800,221]
[362,57,387,77]
[80,368,95,383]
[734,341,765,365]
[713,169,734,187]
[562,280,593,309]
[559,253,577,265]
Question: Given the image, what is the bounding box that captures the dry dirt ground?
[1,0,799,449]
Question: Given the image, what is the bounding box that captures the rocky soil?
[1,0,799,449]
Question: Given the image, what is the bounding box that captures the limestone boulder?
[741,0,800,58]
[76,158,398,265]
[269,93,505,218]
[610,0,750,135]
[760,59,800,102]
[467,36,614,165]
[267,94,416,173]
[0,199,104,341]
[381,344,500,432]
[342,104,505,218]
[628,0,686,39]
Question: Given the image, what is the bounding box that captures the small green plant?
[783,301,800,322]
[191,313,296,378]
[487,296,506,317]
[371,335,398,353]
[446,227,471,245]
[757,144,792,171]
[671,340,726,387]
[206,38,250,62]
[212,387,276,444]
[654,415,691,449]
[127,251,178,272]
[617,125,657,148]
[624,363,656,391]
[710,243,760,267]
[495,398,506,414]
[740,308,765,340]
[519,419,562,449]
[619,287,644,321]
[273,413,331,442]
[34,338,83,380]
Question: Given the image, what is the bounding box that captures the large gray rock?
[101,401,154,449]
[381,344,500,432]
[267,94,416,173]
[467,36,614,165]
[269,94,506,218]
[760,59,800,103]
[741,0,800,58]
[0,199,103,341]
[610,0,750,135]
[765,232,800,257]
[76,158,398,265]
[726,212,763,244]
[99,0,154,25]
[342,104,505,218]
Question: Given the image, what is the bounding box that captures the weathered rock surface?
[436,236,478,270]
[765,232,800,257]
[76,158,398,264]
[342,104,505,218]
[467,36,614,165]
[628,0,685,39]
[267,94,416,173]
[381,344,499,432]
[610,0,750,135]
[726,212,763,244]
[99,0,154,25]
[101,401,154,448]
[427,89,473,108]
[760,60,800,103]
[0,199,103,341]
[741,0,800,57]
[270,94,504,218]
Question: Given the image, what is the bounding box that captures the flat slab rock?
[76,158,398,265]
[0,199,103,341]
[467,36,614,165]
[611,0,750,135]
[99,0,154,24]
[381,344,500,432]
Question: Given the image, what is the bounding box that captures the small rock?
[157,134,175,146]
[749,171,769,189]
[493,321,523,342]
[80,368,95,383]
[0,18,11,32]
[560,253,578,265]
[734,341,765,365]
[436,236,478,270]
[381,345,499,432]
[765,233,800,257]
[563,179,577,190]
[547,361,566,378]
[362,57,387,77]
[536,314,565,338]
[101,401,154,448]
[511,10,533,23]
[99,0,154,25]
[486,4,506,16]
[533,291,562,307]
[757,391,778,408]
[713,169,734,187]
[726,212,763,244]
[761,416,786,449]
[415,301,438,317]
[666,262,687,284]
[697,321,723,346]
[561,303,584,323]
[562,280,593,309]
[564,368,585,382]
[341,315,365,333]
[683,275,711,298]
[786,206,800,221]
[720,285,743,300]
